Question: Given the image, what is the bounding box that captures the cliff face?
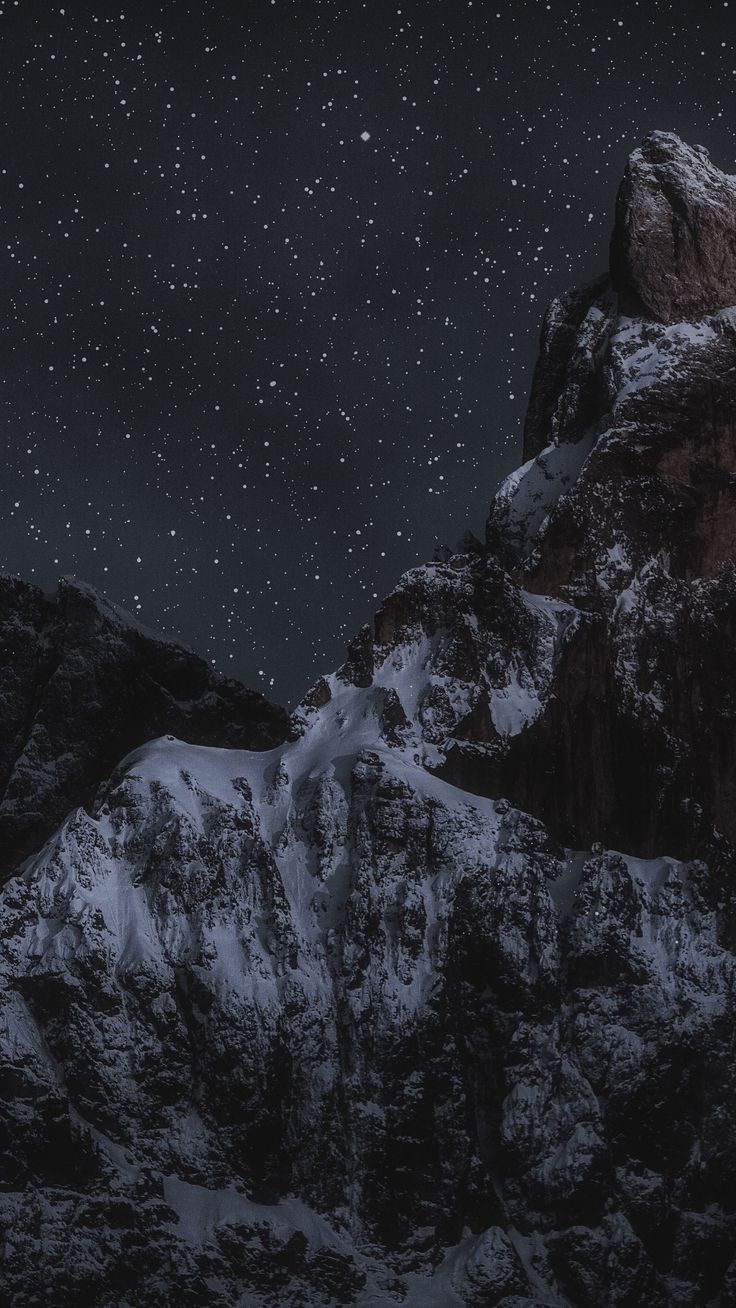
[482,281,736,861]
[2,133,736,1308]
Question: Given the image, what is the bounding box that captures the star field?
[1,0,735,703]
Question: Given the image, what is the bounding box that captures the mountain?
[0,575,288,881]
[2,131,736,1307]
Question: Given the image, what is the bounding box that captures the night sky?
[2,0,735,705]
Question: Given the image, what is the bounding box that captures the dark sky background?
[1,0,735,705]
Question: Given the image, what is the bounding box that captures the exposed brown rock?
[610,130,736,322]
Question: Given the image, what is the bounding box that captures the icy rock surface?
[3,133,736,1306]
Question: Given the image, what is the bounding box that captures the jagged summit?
[523,132,736,460]
[610,129,736,322]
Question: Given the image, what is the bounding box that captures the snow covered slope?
[4,703,733,1306]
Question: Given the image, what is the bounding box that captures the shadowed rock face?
[610,130,736,322]
[477,301,736,862]
[0,575,288,878]
[3,134,736,1307]
[521,276,612,463]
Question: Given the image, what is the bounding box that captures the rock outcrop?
[610,130,736,322]
[2,133,736,1307]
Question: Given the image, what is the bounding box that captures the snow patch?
[490,668,543,737]
[493,430,596,558]
[163,1176,345,1250]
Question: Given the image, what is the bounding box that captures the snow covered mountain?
[2,132,736,1307]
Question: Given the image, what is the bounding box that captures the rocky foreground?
[2,132,736,1306]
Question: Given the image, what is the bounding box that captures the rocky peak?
[610,129,736,322]
[315,134,736,863]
